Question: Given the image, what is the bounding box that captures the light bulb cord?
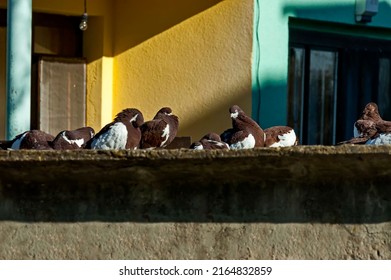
[80,0,88,31]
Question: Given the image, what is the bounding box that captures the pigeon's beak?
[230,111,239,119]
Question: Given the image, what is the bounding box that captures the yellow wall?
[1,0,254,142]
[82,2,114,132]
[113,0,253,141]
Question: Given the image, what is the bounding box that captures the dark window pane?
[378,58,391,120]
[307,50,338,145]
[288,47,305,142]
[0,27,5,139]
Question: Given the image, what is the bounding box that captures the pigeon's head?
[154,107,173,119]
[74,126,95,140]
[229,105,245,119]
[115,108,144,127]
[203,132,221,142]
[160,107,172,115]
[362,102,381,121]
[365,102,379,114]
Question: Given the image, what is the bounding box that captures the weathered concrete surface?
[0,146,390,259]
[0,222,389,259]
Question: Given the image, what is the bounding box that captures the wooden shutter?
[37,56,86,135]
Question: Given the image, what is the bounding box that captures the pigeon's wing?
[264,126,297,147]
[88,122,128,150]
[375,120,391,134]
[338,120,377,145]
[140,119,169,148]
[337,137,370,145]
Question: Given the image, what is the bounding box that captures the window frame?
[289,44,339,145]
[289,19,391,145]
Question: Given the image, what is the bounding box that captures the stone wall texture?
[0,146,390,259]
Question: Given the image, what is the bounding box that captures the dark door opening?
[31,12,85,134]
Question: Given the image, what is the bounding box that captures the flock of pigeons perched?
[0,107,175,151]
[0,105,297,151]
[0,102,389,151]
[192,105,298,150]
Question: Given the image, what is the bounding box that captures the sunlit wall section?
[112,0,253,141]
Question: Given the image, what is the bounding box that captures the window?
[288,19,391,145]
[289,47,338,145]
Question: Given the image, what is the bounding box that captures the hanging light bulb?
[79,13,88,31]
[79,0,88,31]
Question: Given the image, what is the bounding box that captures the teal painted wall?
[252,0,391,128]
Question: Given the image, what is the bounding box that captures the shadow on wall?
[84,16,105,62]
[181,81,287,142]
[178,87,251,142]
[254,1,391,128]
[112,0,254,141]
[113,0,223,56]
[253,80,288,129]
[283,1,391,25]
[283,2,355,22]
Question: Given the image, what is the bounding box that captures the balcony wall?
[0,146,390,259]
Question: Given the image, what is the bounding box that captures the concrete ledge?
[1,146,391,223]
[0,146,390,259]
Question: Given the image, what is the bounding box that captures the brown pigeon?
[264,126,298,147]
[52,127,95,150]
[3,130,54,150]
[87,108,144,150]
[140,107,179,149]
[190,132,229,150]
[221,105,265,149]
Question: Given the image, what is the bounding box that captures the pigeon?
[359,102,383,123]
[51,127,95,150]
[190,132,229,150]
[220,128,235,144]
[338,119,391,145]
[2,130,54,150]
[358,102,391,135]
[140,107,179,149]
[338,102,391,145]
[264,126,298,147]
[87,108,144,150]
[221,105,265,149]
